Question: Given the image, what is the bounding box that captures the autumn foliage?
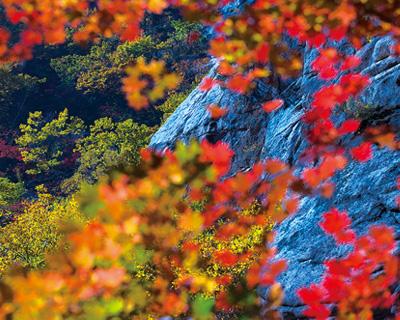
[298,209,399,319]
[0,0,399,319]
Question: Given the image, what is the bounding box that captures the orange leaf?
[285,197,299,214]
[147,0,168,14]
[263,99,284,113]
[208,105,228,119]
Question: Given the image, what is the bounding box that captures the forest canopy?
[0,0,399,319]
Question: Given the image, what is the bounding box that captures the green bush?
[62,118,156,193]
[16,109,85,175]
[0,177,26,207]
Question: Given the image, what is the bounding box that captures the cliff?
[149,37,400,318]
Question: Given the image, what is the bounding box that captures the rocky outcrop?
[149,37,400,317]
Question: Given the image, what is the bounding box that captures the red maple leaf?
[199,77,217,92]
[338,119,360,135]
[312,85,342,110]
[340,55,361,70]
[319,209,355,244]
[350,142,373,162]
[303,303,331,320]
[297,284,327,305]
[339,74,370,102]
[200,140,234,176]
[329,26,346,41]
[256,43,270,63]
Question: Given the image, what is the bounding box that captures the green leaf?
[103,297,124,316]
[83,303,107,320]
[192,295,214,319]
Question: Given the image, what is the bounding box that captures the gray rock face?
[149,37,400,317]
[150,61,281,174]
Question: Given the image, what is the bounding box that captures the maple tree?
[0,0,399,319]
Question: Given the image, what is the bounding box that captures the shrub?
[63,118,156,193]
[0,187,85,276]
[0,178,25,207]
